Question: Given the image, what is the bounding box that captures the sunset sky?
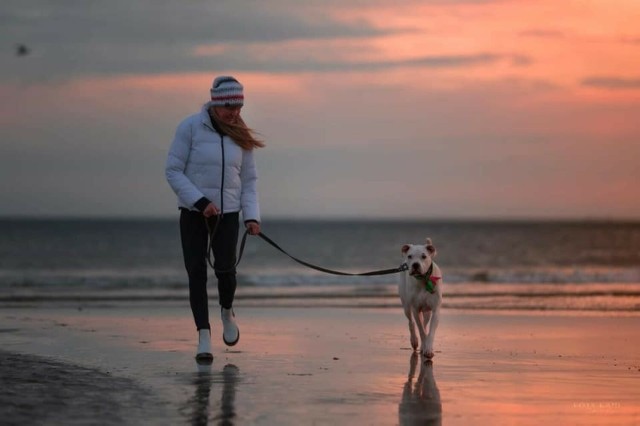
[1,0,639,219]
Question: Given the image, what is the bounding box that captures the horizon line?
[0,214,639,223]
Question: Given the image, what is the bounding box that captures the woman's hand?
[203,203,219,218]
[245,221,261,235]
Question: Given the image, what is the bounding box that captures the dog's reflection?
[185,362,240,426]
[398,353,442,426]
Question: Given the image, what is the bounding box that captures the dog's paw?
[410,336,419,351]
[422,345,435,359]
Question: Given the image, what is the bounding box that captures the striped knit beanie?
[210,76,244,107]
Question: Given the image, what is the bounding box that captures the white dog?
[398,238,443,359]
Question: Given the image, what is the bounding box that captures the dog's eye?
[407,255,412,259]
[421,254,427,259]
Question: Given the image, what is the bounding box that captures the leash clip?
[399,262,409,272]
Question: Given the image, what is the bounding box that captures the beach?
[1,304,639,425]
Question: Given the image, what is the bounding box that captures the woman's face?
[214,105,242,125]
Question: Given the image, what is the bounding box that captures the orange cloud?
[329,0,640,97]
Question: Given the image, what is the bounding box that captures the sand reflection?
[183,362,240,426]
[398,353,442,426]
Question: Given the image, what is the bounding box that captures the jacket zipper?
[219,133,225,217]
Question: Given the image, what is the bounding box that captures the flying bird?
[16,44,30,57]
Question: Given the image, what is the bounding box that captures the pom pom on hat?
[210,76,244,107]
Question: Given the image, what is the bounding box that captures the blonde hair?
[209,107,265,150]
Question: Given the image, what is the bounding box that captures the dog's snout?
[411,262,420,270]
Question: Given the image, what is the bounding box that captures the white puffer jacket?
[165,104,260,222]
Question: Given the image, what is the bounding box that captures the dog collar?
[412,264,440,294]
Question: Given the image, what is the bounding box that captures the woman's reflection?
[185,362,240,426]
[398,353,442,426]
[215,364,239,424]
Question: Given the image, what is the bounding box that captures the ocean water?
[1,218,639,313]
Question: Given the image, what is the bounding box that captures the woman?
[165,76,264,361]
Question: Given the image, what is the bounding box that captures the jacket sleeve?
[240,148,260,222]
[165,119,206,208]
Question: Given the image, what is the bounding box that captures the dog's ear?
[401,244,411,254]
[425,238,436,257]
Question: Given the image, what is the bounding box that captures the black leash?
[205,215,221,270]
[208,226,408,276]
[256,231,408,276]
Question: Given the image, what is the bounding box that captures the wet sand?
[1,306,639,425]
[0,349,168,425]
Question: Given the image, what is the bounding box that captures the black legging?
[179,209,239,330]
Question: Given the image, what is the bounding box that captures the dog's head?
[401,238,437,276]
